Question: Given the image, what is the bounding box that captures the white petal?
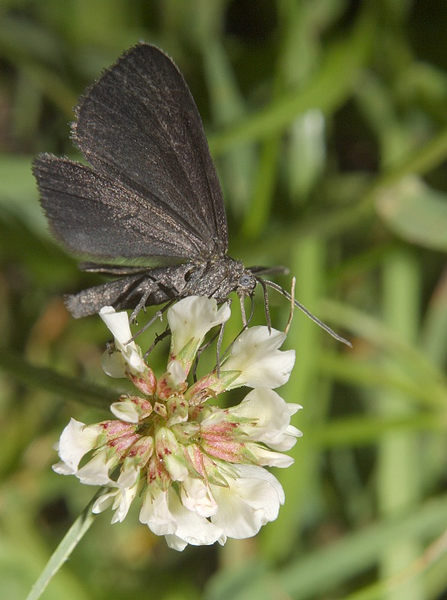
[165,534,188,551]
[91,473,139,524]
[92,490,116,514]
[53,418,101,475]
[76,449,115,485]
[270,426,303,452]
[142,469,223,553]
[99,307,146,375]
[211,464,284,539]
[99,306,133,345]
[164,359,187,388]
[140,486,222,548]
[140,488,176,535]
[180,477,218,518]
[168,489,222,547]
[101,350,127,378]
[223,326,295,389]
[52,461,75,476]
[110,480,139,523]
[230,388,301,451]
[168,297,230,359]
[235,464,285,507]
[110,400,140,424]
[117,463,140,488]
[246,443,294,468]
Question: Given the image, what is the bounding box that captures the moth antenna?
[130,286,158,323]
[263,279,352,347]
[249,265,289,276]
[284,276,296,335]
[127,299,175,343]
[144,326,170,358]
[255,277,271,332]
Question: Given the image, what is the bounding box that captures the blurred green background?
[2,0,447,598]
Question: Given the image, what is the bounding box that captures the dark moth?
[33,43,349,346]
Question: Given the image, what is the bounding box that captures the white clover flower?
[54,296,300,550]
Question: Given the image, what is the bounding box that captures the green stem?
[26,493,99,600]
[260,235,325,560]
[378,248,423,599]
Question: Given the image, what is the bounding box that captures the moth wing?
[72,43,228,258]
[33,154,208,259]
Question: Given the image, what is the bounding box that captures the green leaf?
[0,351,118,409]
[208,4,375,154]
[206,494,447,600]
[0,155,48,236]
[376,176,447,251]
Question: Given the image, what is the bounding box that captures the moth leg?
[65,274,146,318]
[239,294,247,327]
[246,294,255,326]
[284,276,296,334]
[128,299,176,342]
[129,284,155,323]
[144,326,171,358]
[256,277,272,332]
[192,328,220,382]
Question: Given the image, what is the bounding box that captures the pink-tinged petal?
[157,361,188,399]
[201,436,245,463]
[123,436,154,469]
[155,428,189,481]
[129,369,157,396]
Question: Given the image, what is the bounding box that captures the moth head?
[237,271,257,295]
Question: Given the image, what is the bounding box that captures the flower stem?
[26,491,101,600]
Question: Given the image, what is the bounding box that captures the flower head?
[54,297,300,550]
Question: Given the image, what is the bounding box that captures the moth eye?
[239,274,253,287]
